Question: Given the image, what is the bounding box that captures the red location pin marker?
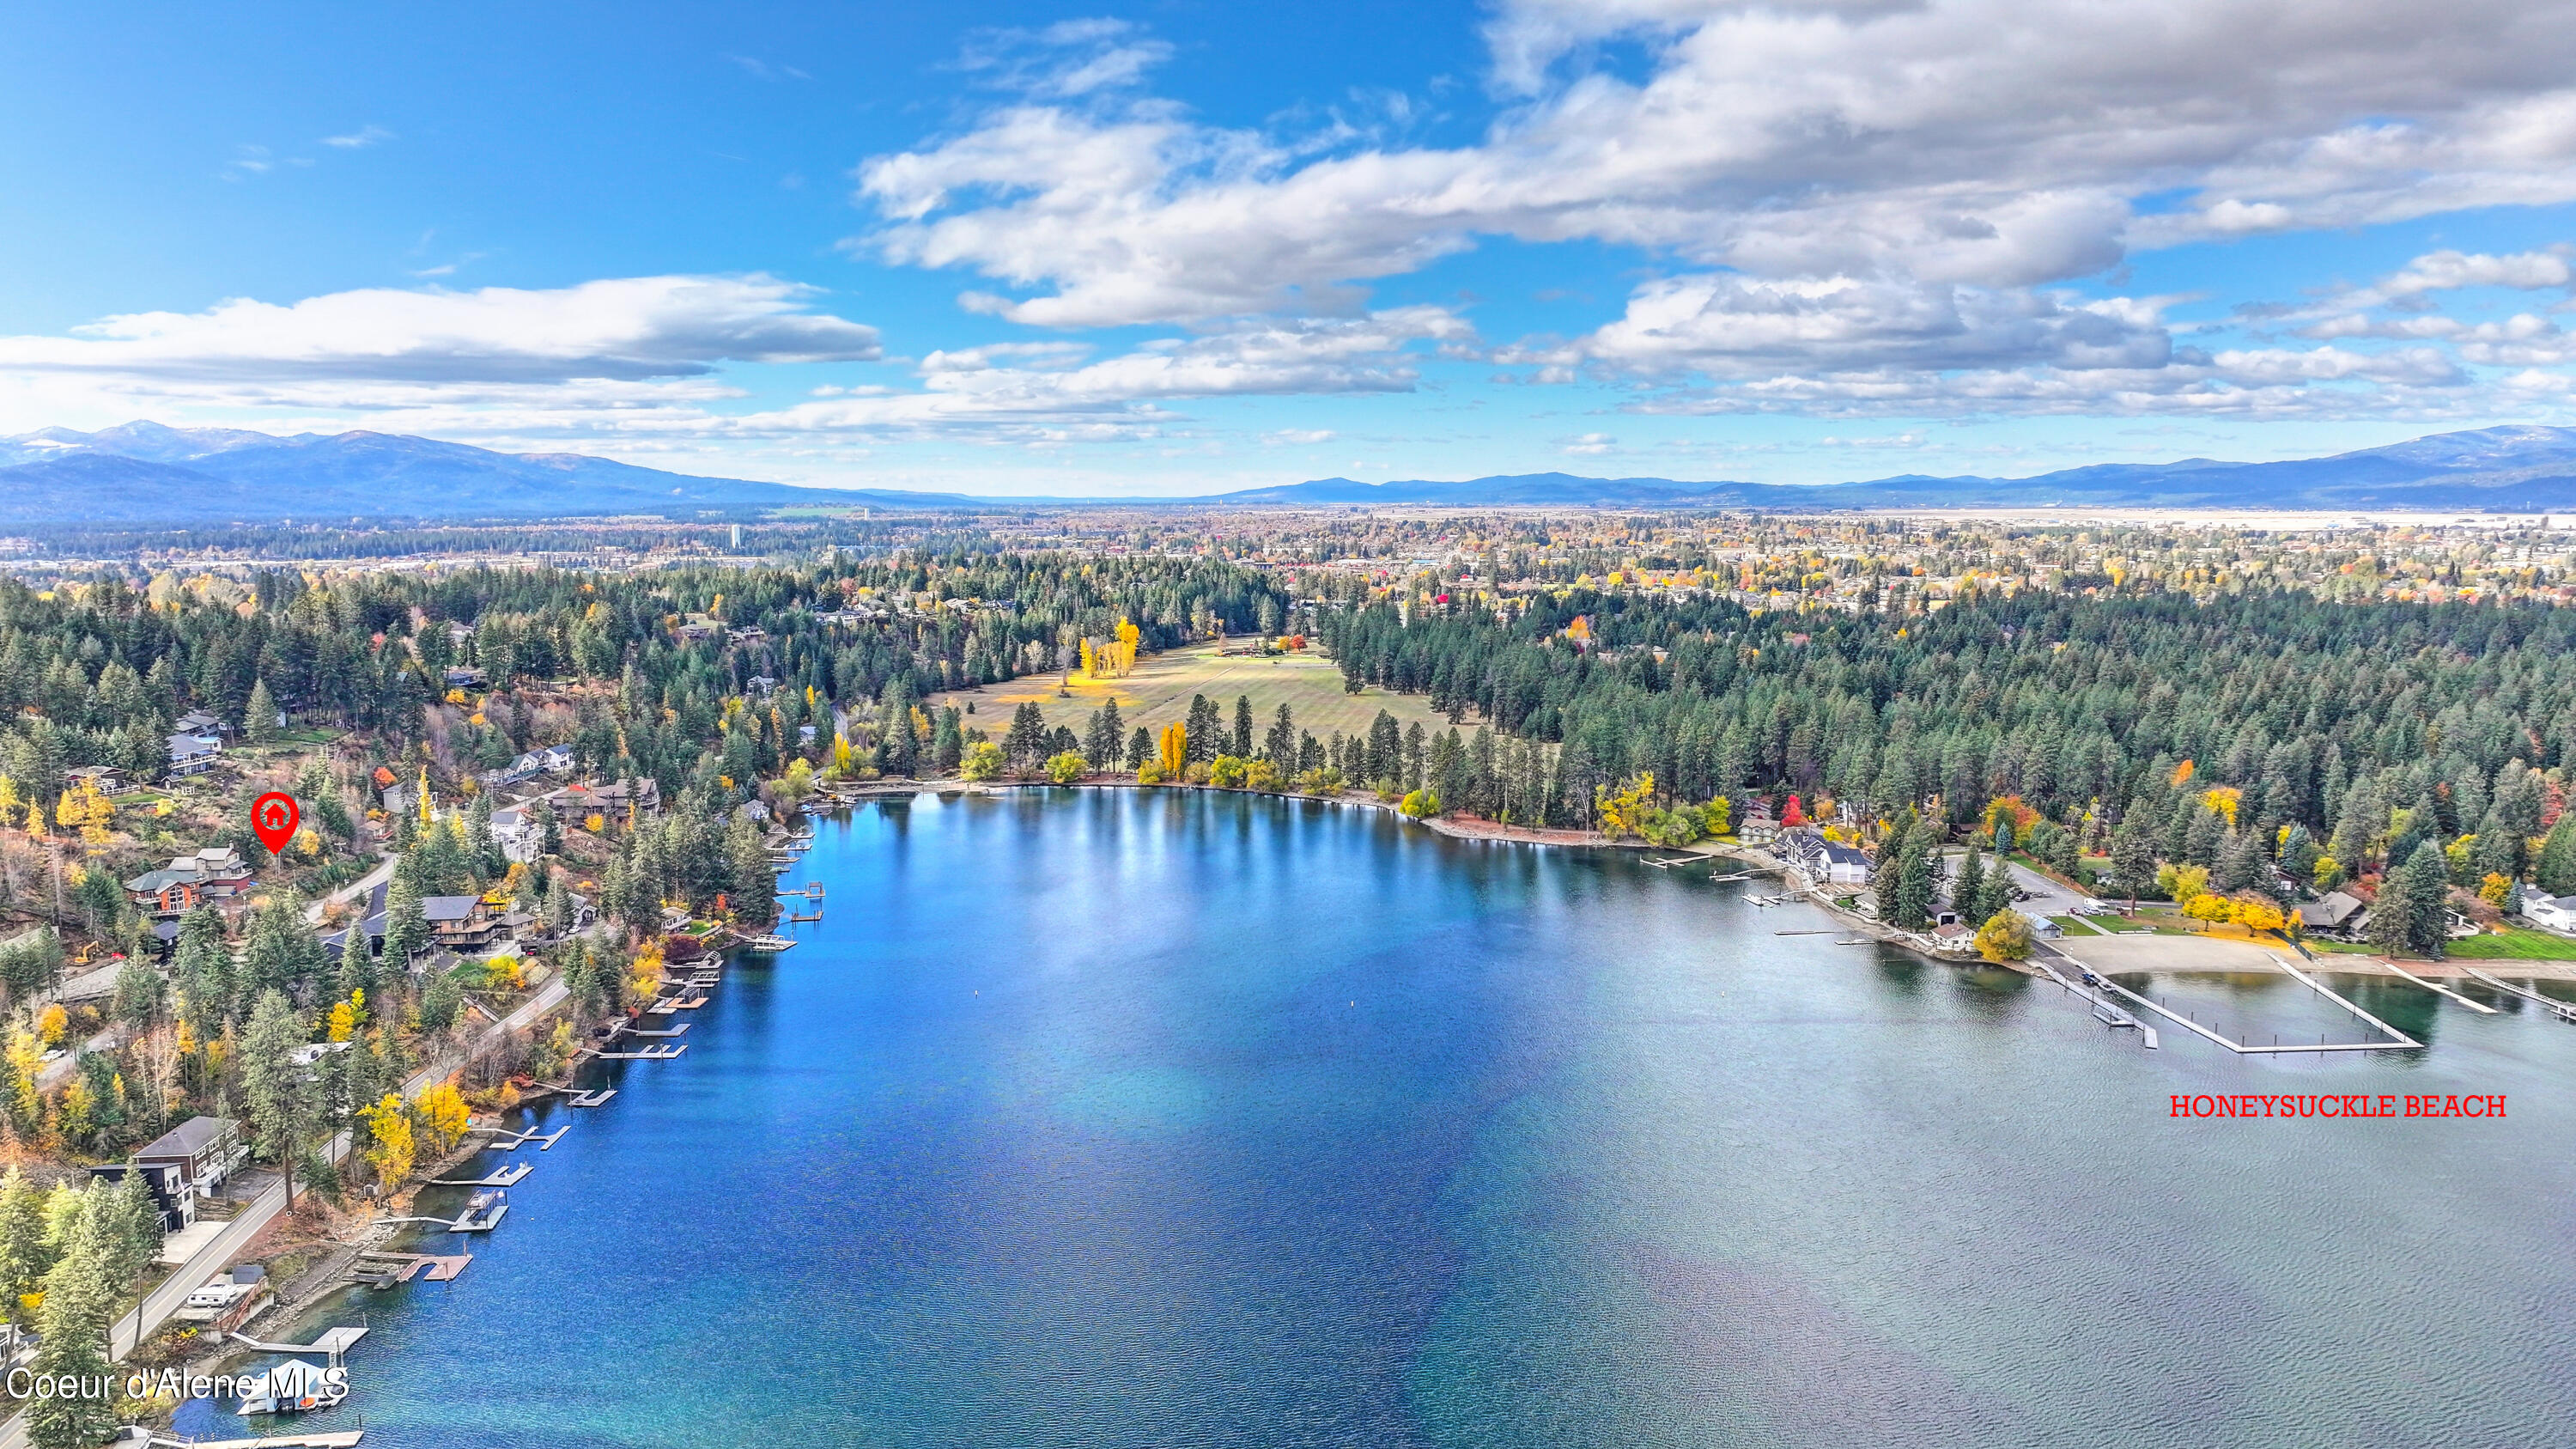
[251,791,300,856]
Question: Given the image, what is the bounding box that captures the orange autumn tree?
[1156,722,1188,777]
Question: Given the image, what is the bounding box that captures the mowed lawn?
[927,642,1463,745]
[2447,928,2576,961]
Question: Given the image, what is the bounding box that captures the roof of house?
[2298,891,2367,927]
[126,868,201,893]
[167,734,219,756]
[139,1116,235,1159]
[422,895,479,922]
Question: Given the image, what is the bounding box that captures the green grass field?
[927,642,1463,747]
[2445,928,2576,961]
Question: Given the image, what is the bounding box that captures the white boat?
[741,934,796,952]
[235,1358,349,1416]
[452,1188,511,1232]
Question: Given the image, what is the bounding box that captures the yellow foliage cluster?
[1594,773,1656,840]
[2200,786,2243,826]
[416,1081,471,1153]
[362,1093,416,1184]
[1157,722,1188,777]
[1085,618,1143,678]
[629,940,666,1002]
[54,781,113,837]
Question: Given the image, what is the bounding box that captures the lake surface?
[179,789,2576,1447]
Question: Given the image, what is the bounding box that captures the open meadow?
[927,642,1465,746]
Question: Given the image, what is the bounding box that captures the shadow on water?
[1952,965,2033,1024]
[1872,951,1928,996]
[2339,973,2443,1045]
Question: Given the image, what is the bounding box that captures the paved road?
[304,855,397,926]
[1946,849,2097,919]
[0,975,569,1447]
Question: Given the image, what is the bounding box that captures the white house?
[2521,894,2576,935]
[490,805,544,864]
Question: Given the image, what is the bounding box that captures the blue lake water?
[179,789,2576,1446]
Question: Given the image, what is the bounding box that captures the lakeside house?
[2297,891,2370,939]
[134,1115,246,1206]
[443,665,489,691]
[2523,894,2576,935]
[1737,803,1780,846]
[88,1162,194,1233]
[1781,828,1873,886]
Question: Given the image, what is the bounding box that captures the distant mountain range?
[1213,426,2576,511]
[4,421,2576,524]
[0,421,969,524]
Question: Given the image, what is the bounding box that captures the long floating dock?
[428,1162,530,1187]
[596,1044,686,1060]
[2379,959,2500,1014]
[2029,953,2160,1048]
[140,1422,366,1433]
[2462,967,2576,1022]
[230,1325,369,1359]
[472,1125,568,1150]
[2087,965,2419,1053]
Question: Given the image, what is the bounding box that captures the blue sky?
[6,0,2576,496]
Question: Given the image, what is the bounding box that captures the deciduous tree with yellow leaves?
[361,1093,415,1186]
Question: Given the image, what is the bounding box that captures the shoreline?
[179,789,2576,1437]
[823,775,1661,851]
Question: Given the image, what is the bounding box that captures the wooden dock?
[597,1043,686,1060]
[569,1088,617,1107]
[354,1251,471,1284]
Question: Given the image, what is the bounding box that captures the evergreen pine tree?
[245,678,281,742]
[2535,813,2576,898]
[1874,817,1912,923]
[1954,848,1986,922]
[23,1194,116,1449]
